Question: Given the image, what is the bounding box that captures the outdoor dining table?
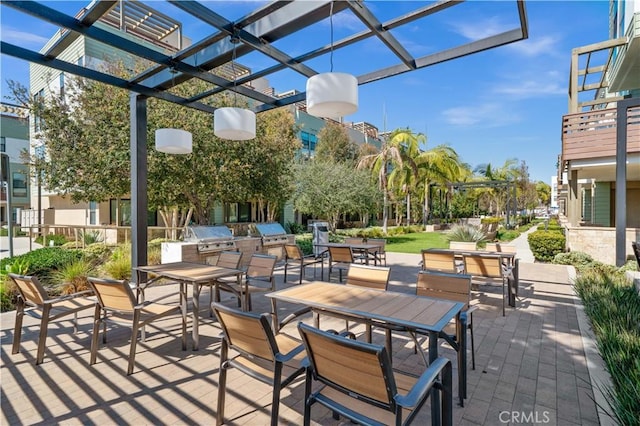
[134,262,243,350]
[267,281,468,418]
[423,247,520,307]
[313,242,381,265]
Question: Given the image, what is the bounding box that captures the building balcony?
[609,12,640,92]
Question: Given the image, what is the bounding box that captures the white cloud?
[1,28,49,47]
[493,71,566,98]
[442,103,521,127]
[506,35,560,57]
[451,16,514,41]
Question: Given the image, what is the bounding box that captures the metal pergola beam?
[0,41,218,114]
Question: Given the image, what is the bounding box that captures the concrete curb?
[570,266,617,426]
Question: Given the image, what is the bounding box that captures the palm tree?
[387,131,424,225]
[473,158,520,215]
[414,144,463,225]
[357,129,420,234]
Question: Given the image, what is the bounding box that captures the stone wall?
[565,226,640,265]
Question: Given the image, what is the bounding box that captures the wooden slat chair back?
[345,264,390,290]
[343,264,392,342]
[298,322,453,426]
[449,241,477,251]
[87,277,186,375]
[212,303,305,426]
[218,254,278,313]
[421,249,460,273]
[9,273,95,365]
[484,243,517,254]
[462,253,511,316]
[416,270,478,379]
[208,251,243,315]
[328,245,354,283]
[284,244,324,285]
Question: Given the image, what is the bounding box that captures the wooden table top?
[134,262,242,283]
[423,248,515,258]
[268,282,464,333]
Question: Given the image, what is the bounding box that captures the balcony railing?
[562,105,640,161]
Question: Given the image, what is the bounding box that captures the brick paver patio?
[1,252,602,425]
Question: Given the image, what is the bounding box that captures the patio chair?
[207,250,243,314]
[212,302,305,426]
[9,273,95,365]
[283,243,324,285]
[420,249,463,274]
[297,322,453,426]
[327,245,358,282]
[416,271,477,372]
[449,241,477,251]
[345,264,391,342]
[87,277,186,375]
[367,238,387,266]
[217,253,277,312]
[462,253,512,316]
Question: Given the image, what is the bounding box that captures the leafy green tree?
[314,122,358,163]
[536,181,552,207]
[292,161,380,229]
[11,63,299,228]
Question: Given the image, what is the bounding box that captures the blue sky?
[1,1,611,183]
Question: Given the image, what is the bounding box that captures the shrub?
[79,229,104,245]
[102,244,131,280]
[446,224,487,243]
[496,228,521,242]
[52,259,94,294]
[480,217,503,224]
[528,231,565,262]
[286,221,307,234]
[0,247,83,285]
[553,251,594,272]
[82,243,113,265]
[294,235,314,256]
[35,234,69,246]
[574,271,640,425]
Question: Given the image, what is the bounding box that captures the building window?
[300,131,317,153]
[109,198,157,226]
[12,172,27,197]
[0,136,5,152]
[59,73,65,97]
[33,89,45,132]
[89,201,97,225]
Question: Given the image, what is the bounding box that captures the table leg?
[180,282,188,350]
[192,282,201,351]
[457,312,467,406]
[429,331,440,426]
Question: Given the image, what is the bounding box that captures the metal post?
[1,153,13,257]
[615,98,640,266]
[130,93,148,278]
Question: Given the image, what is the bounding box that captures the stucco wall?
[566,226,640,265]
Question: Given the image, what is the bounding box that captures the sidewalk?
[0,236,43,261]
[508,227,536,263]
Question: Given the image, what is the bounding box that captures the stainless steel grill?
[184,225,236,253]
[255,223,289,247]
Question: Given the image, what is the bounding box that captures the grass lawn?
[385,231,449,254]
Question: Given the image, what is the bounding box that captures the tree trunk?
[406,193,411,225]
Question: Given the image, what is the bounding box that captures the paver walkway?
[1,250,601,425]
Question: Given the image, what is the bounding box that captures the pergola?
[1,0,529,272]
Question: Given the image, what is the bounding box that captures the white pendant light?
[155,128,192,154]
[306,72,358,118]
[214,33,256,141]
[214,107,256,140]
[305,2,358,119]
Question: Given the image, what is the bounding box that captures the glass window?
[0,136,5,152]
[59,73,65,97]
[89,201,97,225]
[110,199,131,226]
[12,172,27,197]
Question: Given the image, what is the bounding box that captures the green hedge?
[0,247,83,285]
[528,230,566,262]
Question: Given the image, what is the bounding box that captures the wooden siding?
[562,106,640,161]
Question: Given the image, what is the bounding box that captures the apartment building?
[0,103,30,226]
[560,0,640,264]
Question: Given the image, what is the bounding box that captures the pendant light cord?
[329,1,334,72]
